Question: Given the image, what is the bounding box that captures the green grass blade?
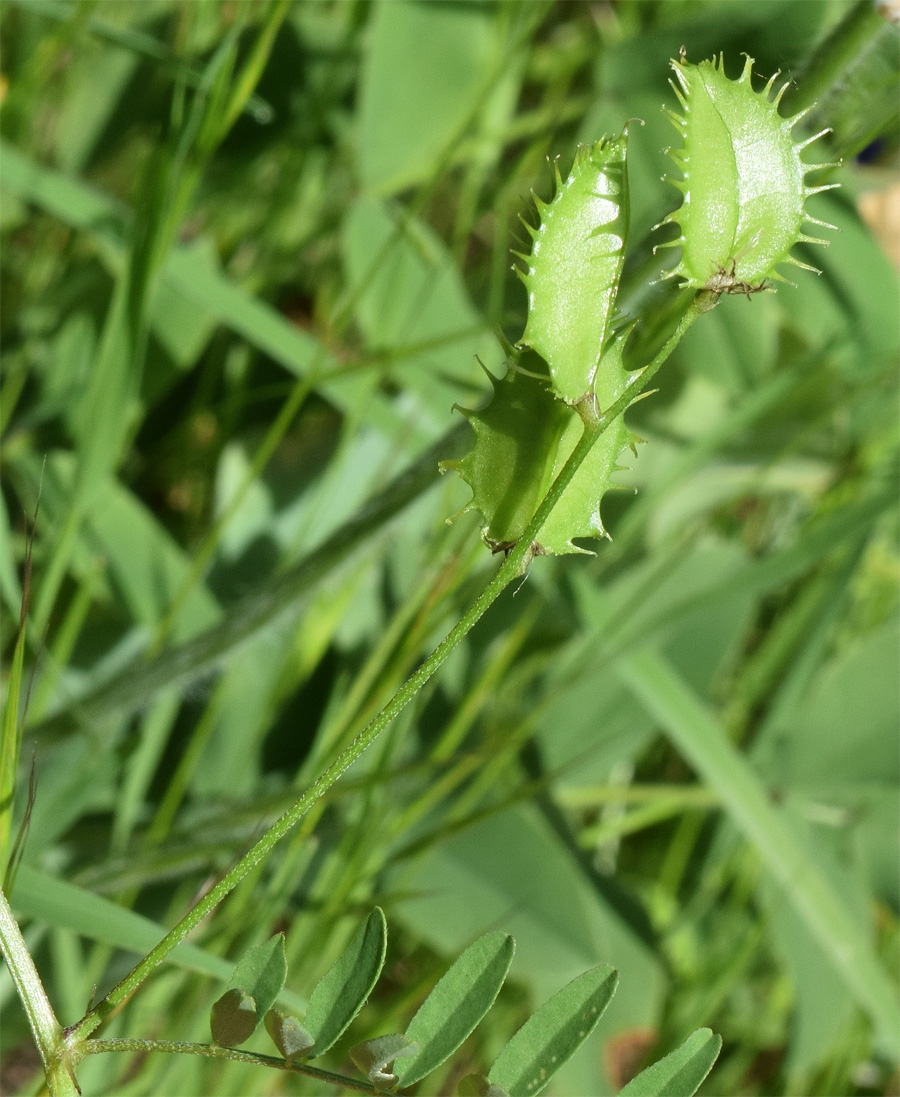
[0,142,425,441]
[9,0,274,122]
[608,479,896,656]
[0,624,26,877]
[10,865,307,1015]
[28,424,466,742]
[0,139,128,244]
[616,648,900,1058]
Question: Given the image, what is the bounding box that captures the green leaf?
[350,1033,417,1091]
[619,1028,722,1096]
[28,425,464,743]
[305,907,387,1057]
[752,624,899,1072]
[357,0,496,193]
[797,6,900,160]
[390,801,663,1082]
[210,987,257,1048]
[487,964,619,1097]
[459,1075,509,1097]
[0,141,416,442]
[11,866,227,981]
[264,1009,314,1061]
[10,866,302,1014]
[394,931,515,1087]
[341,195,500,423]
[616,644,900,1058]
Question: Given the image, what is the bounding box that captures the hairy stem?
[0,888,78,1096]
[66,299,702,1046]
[787,0,889,115]
[77,1039,376,1094]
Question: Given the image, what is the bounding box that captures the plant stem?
[0,888,78,1096]
[786,0,888,115]
[578,795,716,848]
[66,299,702,1045]
[77,1039,377,1094]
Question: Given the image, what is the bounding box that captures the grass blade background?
[2,1,896,1094]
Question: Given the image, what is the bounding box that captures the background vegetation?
[1,1,897,1094]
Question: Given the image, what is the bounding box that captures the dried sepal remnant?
[704,259,773,298]
[658,54,838,290]
[444,336,633,557]
[518,132,630,405]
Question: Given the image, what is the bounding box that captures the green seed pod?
[443,367,571,553]
[518,132,630,404]
[658,54,837,291]
[444,333,633,556]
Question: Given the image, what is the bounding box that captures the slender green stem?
[578,795,716,848]
[0,888,78,1096]
[0,624,26,872]
[77,1039,376,1094]
[786,0,888,115]
[218,0,291,137]
[558,783,719,808]
[66,300,701,1045]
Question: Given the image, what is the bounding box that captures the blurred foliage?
[0,1,898,1095]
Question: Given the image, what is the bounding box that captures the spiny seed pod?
[443,333,634,557]
[657,54,838,292]
[518,132,630,405]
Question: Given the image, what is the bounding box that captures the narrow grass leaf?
[394,931,515,1087]
[0,625,26,876]
[619,1029,722,1096]
[305,907,387,1057]
[10,866,307,1013]
[0,139,128,246]
[0,143,416,441]
[28,426,465,743]
[487,964,618,1097]
[616,647,900,1057]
